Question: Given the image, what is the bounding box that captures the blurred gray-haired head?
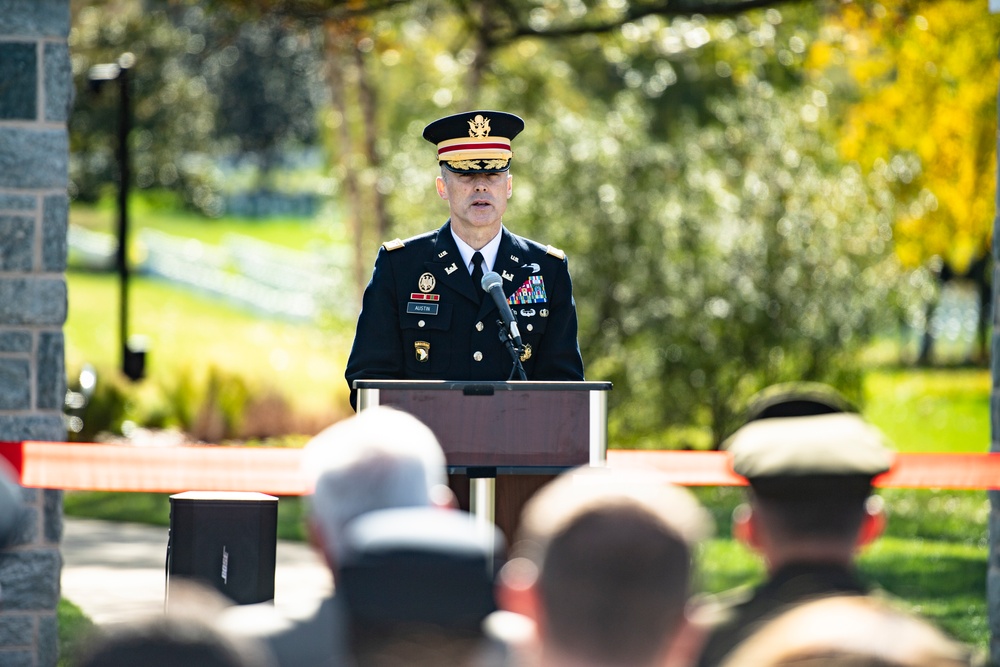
[301,407,447,560]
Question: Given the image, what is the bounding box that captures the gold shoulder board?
[545,245,566,260]
[382,238,405,251]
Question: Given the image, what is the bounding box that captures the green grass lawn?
[66,270,353,422]
[71,195,345,250]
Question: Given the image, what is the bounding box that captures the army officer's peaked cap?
[423,110,525,174]
[723,383,894,499]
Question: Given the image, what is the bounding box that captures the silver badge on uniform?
[445,262,458,275]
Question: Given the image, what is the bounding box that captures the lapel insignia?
[415,341,430,362]
[510,254,519,263]
[522,263,540,274]
[418,272,436,293]
[438,250,448,258]
[510,275,547,305]
[501,270,514,282]
[444,262,458,275]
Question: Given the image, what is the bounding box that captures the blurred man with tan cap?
[695,383,895,667]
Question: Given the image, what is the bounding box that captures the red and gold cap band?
[422,111,524,174]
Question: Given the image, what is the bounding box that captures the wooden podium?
[354,380,612,541]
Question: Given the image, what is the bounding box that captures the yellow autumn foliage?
[816,0,1000,273]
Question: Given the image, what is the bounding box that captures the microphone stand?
[496,319,527,380]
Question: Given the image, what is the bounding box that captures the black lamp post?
[88,52,146,382]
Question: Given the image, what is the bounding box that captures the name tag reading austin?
[345,110,585,409]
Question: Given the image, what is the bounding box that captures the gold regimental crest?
[418,272,436,293]
[468,114,491,138]
[415,341,430,362]
[519,343,532,363]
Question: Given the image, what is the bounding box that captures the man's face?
[436,169,512,238]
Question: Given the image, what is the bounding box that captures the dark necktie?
[471,251,485,300]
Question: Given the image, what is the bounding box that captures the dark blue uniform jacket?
[345,221,585,408]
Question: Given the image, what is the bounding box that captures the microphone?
[480,271,522,347]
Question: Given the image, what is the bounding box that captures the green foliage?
[57,598,98,667]
[69,0,326,214]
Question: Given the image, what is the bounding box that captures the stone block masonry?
[0,2,72,665]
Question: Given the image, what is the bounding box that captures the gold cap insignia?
[468,114,491,137]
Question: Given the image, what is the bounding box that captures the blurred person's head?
[724,384,893,572]
[301,406,449,570]
[499,467,712,667]
[74,582,274,667]
[338,506,504,667]
[718,595,974,667]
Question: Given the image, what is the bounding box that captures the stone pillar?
[0,1,72,665]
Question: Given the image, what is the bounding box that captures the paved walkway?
[61,518,332,626]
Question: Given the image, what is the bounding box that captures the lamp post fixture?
[88,52,146,382]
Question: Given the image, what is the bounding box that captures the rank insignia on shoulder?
[545,245,565,260]
[382,238,405,251]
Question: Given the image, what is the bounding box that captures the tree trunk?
[353,44,390,242]
[324,22,367,298]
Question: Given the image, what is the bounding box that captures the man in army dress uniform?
[345,110,584,408]
[694,383,894,667]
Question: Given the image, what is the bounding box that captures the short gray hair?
[302,407,447,558]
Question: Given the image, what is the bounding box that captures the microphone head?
[481,271,503,292]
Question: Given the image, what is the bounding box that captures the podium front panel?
[355,381,610,471]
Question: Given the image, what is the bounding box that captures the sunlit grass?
[70,196,344,250]
[65,270,352,419]
[63,492,308,541]
[863,368,990,453]
[57,598,97,667]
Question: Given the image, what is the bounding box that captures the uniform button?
[418,320,425,328]
[526,324,533,332]
[475,321,484,332]
[473,351,483,362]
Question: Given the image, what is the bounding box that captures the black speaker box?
[166,491,278,605]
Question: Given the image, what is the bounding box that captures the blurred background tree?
[815,0,999,365]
